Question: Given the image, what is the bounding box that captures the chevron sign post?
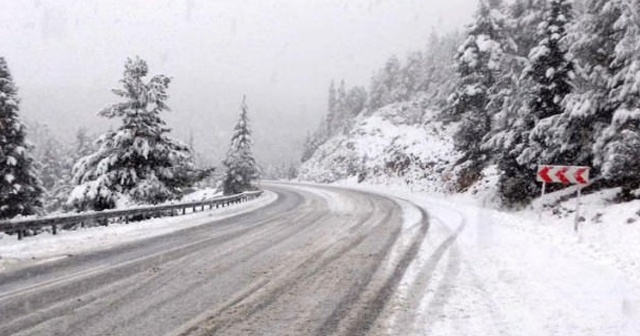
[537,165,591,232]
[536,165,590,185]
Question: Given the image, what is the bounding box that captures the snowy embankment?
[300,101,640,286]
[298,101,459,192]
[299,101,640,334]
[335,181,640,335]
[0,190,278,272]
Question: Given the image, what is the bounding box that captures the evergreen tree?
[496,0,574,206]
[592,0,640,195]
[222,96,259,195]
[73,127,96,160]
[39,134,73,212]
[68,56,206,211]
[541,0,624,170]
[27,122,76,212]
[0,57,43,219]
[368,55,404,111]
[419,31,463,108]
[518,0,574,164]
[344,86,367,118]
[326,80,337,135]
[449,0,506,189]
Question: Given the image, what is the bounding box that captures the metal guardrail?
[0,190,264,240]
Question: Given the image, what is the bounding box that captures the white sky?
[0,0,476,166]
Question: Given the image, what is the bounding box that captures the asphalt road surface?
[0,183,434,336]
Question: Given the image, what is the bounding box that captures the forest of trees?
[0,56,258,220]
[303,0,640,207]
[2,0,640,220]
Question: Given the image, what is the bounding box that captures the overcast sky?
[0,0,476,166]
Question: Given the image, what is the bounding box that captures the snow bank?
[0,190,277,272]
[337,181,640,335]
[179,188,221,202]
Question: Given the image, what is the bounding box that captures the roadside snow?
[0,190,277,272]
[179,188,221,202]
[333,181,640,336]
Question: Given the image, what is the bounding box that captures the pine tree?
[326,80,337,135]
[40,135,73,212]
[0,57,43,219]
[592,0,640,196]
[495,0,574,206]
[368,55,403,111]
[26,122,76,213]
[222,96,259,195]
[68,56,206,211]
[73,128,96,160]
[449,0,506,189]
[540,0,624,171]
[518,0,574,164]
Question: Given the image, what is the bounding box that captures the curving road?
[0,183,438,336]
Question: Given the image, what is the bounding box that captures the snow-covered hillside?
[299,100,461,193]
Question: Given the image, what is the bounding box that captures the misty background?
[0,0,475,168]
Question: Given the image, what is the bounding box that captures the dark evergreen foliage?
[0,58,43,219]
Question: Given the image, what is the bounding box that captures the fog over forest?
[0,0,475,168]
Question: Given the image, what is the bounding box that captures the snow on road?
[334,182,640,336]
[0,190,278,272]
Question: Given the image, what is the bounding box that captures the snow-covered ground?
[335,180,640,336]
[0,190,277,272]
[298,102,459,193]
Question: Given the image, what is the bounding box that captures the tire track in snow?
[173,191,394,336]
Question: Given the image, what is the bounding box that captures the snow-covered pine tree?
[538,0,624,172]
[326,80,338,135]
[523,0,574,147]
[73,128,96,160]
[68,56,206,211]
[40,135,73,212]
[26,122,77,213]
[449,0,506,190]
[592,0,640,196]
[496,0,574,206]
[222,96,259,195]
[368,55,404,111]
[0,57,43,219]
[420,31,462,108]
[344,86,367,119]
[332,80,348,133]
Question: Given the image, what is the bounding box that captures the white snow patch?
[0,190,277,272]
[331,181,640,336]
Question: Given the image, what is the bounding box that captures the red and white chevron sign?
[537,165,590,185]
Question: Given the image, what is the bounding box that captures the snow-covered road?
[1,182,638,336]
[0,183,428,336]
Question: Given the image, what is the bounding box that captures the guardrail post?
[17,230,23,240]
